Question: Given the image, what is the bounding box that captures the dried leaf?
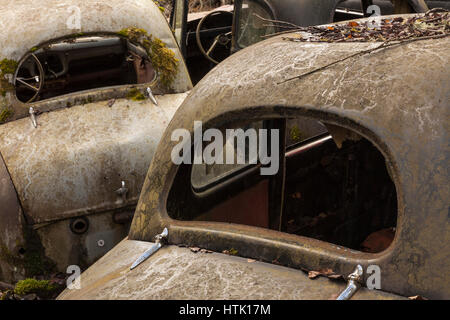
[282,11,449,43]
[222,248,238,256]
[308,268,342,280]
[107,99,116,108]
[272,259,282,266]
[409,295,428,300]
[291,192,302,199]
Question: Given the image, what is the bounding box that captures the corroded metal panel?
[0,152,26,281]
[0,92,189,224]
[58,240,404,300]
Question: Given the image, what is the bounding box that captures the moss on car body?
[0,59,18,75]
[0,58,17,123]
[117,27,178,89]
[126,88,146,101]
[14,278,59,298]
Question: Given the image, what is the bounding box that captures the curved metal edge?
[0,151,27,282]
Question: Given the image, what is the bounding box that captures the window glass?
[286,118,328,147]
[191,120,264,192]
[237,0,276,48]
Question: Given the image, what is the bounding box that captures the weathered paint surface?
[128,14,449,299]
[0,91,189,224]
[58,239,403,300]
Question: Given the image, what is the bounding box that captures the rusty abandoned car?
[59,9,450,300]
[0,0,194,282]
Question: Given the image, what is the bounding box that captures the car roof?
[0,0,177,61]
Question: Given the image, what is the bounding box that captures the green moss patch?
[14,279,59,299]
[153,0,166,13]
[290,126,303,143]
[0,107,13,123]
[127,88,146,101]
[117,27,179,89]
[0,59,17,123]
[0,59,18,76]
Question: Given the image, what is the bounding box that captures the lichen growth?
[0,59,17,123]
[127,88,146,101]
[0,58,18,75]
[0,106,13,123]
[152,0,166,13]
[290,126,303,143]
[14,279,59,298]
[117,27,178,89]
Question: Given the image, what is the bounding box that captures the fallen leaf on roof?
[408,295,428,300]
[107,99,116,108]
[222,248,238,256]
[282,9,449,43]
[308,268,343,280]
[271,259,282,266]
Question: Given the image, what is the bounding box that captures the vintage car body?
[58,238,404,300]
[184,0,442,82]
[0,0,192,282]
[60,13,449,300]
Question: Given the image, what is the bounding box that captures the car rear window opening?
[167,116,398,254]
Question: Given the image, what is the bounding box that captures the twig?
[425,8,449,15]
[253,13,301,28]
[277,33,450,85]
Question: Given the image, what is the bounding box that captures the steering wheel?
[196,10,233,64]
[14,53,45,103]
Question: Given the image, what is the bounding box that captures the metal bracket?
[115,181,128,203]
[29,107,37,128]
[336,265,364,300]
[130,228,168,270]
[146,87,158,106]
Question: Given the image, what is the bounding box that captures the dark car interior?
[14,36,155,103]
[167,117,398,253]
[185,10,234,84]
